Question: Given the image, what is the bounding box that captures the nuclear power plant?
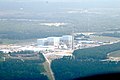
[37,35,73,50]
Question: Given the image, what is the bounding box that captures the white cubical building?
[37,38,47,46]
[61,35,73,48]
[37,35,73,49]
[47,37,61,47]
[37,37,60,47]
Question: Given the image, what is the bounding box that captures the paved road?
[42,53,55,80]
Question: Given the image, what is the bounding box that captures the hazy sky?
[0,0,118,7]
[0,0,120,9]
[0,0,120,2]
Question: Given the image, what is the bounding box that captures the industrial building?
[37,38,47,46]
[37,35,73,49]
[47,37,61,47]
[61,35,73,48]
[37,37,61,47]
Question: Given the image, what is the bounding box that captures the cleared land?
[0,39,36,45]
[108,50,120,57]
[89,35,120,42]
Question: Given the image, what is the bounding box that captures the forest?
[0,8,120,40]
[51,42,120,80]
[0,51,48,80]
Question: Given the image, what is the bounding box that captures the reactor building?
[37,35,73,49]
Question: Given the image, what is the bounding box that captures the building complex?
[37,35,73,50]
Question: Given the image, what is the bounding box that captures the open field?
[108,50,120,57]
[0,39,36,45]
[89,35,120,42]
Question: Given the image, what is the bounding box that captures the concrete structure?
[37,35,74,49]
[61,35,73,48]
[37,38,47,46]
[47,37,61,47]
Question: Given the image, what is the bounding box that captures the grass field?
[0,39,36,45]
[89,35,120,42]
[108,50,120,57]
